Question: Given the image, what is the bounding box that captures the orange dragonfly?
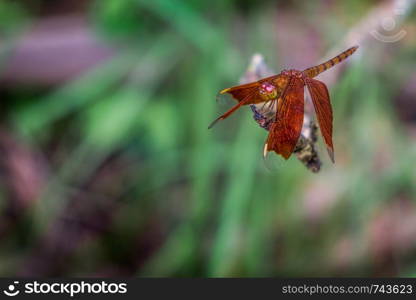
[209,46,358,163]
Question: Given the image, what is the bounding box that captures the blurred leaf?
[84,88,145,150]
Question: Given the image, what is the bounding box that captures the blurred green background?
[0,0,415,277]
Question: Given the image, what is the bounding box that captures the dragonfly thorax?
[259,82,278,101]
[282,69,303,78]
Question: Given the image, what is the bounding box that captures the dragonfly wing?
[306,78,334,163]
[220,74,284,105]
[219,81,260,103]
[210,75,285,129]
[208,97,248,129]
[266,77,304,159]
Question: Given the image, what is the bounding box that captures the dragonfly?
[209,46,358,163]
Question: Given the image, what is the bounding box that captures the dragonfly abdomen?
[303,46,358,78]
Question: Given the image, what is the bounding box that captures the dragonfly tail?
[303,46,358,78]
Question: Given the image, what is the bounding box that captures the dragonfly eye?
[259,83,277,100]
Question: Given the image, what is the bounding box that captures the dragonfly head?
[259,82,278,101]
